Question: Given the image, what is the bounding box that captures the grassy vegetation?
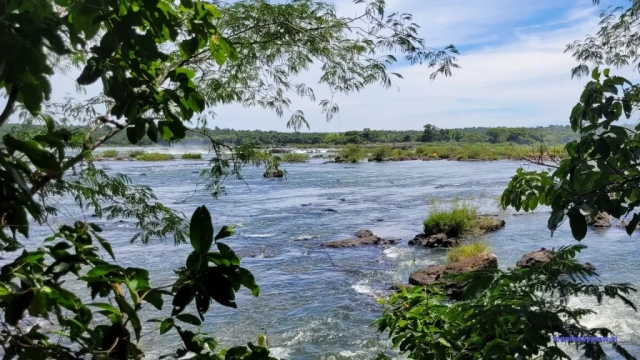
[128,150,146,158]
[101,150,119,158]
[338,145,367,163]
[278,153,309,162]
[369,145,394,161]
[424,203,478,237]
[182,153,203,159]
[136,153,174,161]
[446,241,491,264]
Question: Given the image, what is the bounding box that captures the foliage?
[262,154,286,178]
[370,145,394,161]
[501,68,640,240]
[376,245,637,360]
[278,153,309,163]
[446,241,490,263]
[182,152,203,160]
[338,144,367,163]
[127,150,146,158]
[101,149,119,158]
[0,0,461,356]
[136,153,174,161]
[423,203,478,237]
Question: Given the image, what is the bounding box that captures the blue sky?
[16,0,637,132]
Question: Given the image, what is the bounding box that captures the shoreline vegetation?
[90,142,567,162]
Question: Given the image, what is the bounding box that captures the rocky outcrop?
[409,217,505,248]
[322,229,399,248]
[409,233,457,248]
[263,170,284,178]
[408,253,498,300]
[586,212,613,227]
[516,248,596,271]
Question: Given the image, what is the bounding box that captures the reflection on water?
[22,159,640,359]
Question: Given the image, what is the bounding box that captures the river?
[27,158,640,359]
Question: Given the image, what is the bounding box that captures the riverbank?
[90,143,568,163]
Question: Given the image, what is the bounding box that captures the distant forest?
[1,123,583,147]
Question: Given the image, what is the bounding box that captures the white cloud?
[208,0,639,131]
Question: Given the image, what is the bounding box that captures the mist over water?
[26,158,640,359]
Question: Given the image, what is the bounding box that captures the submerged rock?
[264,170,284,178]
[323,208,338,212]
[516,248,596,271]
[408,253,498,300]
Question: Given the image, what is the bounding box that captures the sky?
[12,0,638,132]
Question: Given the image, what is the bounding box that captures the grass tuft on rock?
[182,153,203,159]
[423,204,478,237]
[446,241,490,264]
[136,153,174,161]
[128,150,146,158]
[101,150,119,158]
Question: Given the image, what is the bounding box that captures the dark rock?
[516,248,597,271]
[90,213,98,218]
[355,229,374,238]
[140,173,147,176]
[323,208,338,212]
[264,170,284,178]
[375,218,384,222]
[515,248,554,268]
[323,235,381,248]
[340,198,346,202]
[301,203,312,207]
[586,212,613,227]
[409,233,457,248]
[408,254,498,300]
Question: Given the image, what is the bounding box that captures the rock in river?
[409,233,457,248]
[516,248,596,271]
[322,229,399,248]
[408,253,498,300]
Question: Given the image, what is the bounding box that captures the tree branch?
[0,85,19,127]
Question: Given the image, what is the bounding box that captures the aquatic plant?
[338,144,367,163]
[101,149,119,158]
[128,149,146,158]
[279,152,309,163]
[182,152,203,160]
[137,152,175,161]
[445,241,490,263]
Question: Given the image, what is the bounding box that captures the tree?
[421,123,441,142]
[0,0,459,358]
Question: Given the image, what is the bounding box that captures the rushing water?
[25,158,640,359]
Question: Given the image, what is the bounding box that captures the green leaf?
[77,60,102,85]
[160,318,174,334]
[115,296,142,341]
[88,302,122,316]
[6,290,34,326]
[157,121,174,140]
[21,82,44,113]
[87,264,122,277]
[143,289,164,310]
[214,225,234,241]
[625,213,640,236]
[190,206,214,254]
[176,313,202,326]
[180,0,193,8]
[603,68,610,77]
[28,290,48,316]
[147,120,158,143]
[238,267,260,296]
[93,233,115,261]
[126,127,140,145]
[548,209,565,236]
[591,67,600,81]
[568,209,588,241]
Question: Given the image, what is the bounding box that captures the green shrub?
[446,241,490,263]
[182,153,203,159]
[128,150,146,158]
[338,144,366,163]
[423,204,478,237]
[279,153,309,162]
[136,152,174,161]
[101,149,119,158]
[370,145,393,161]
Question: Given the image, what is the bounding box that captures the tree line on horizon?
[1,123,580,147]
